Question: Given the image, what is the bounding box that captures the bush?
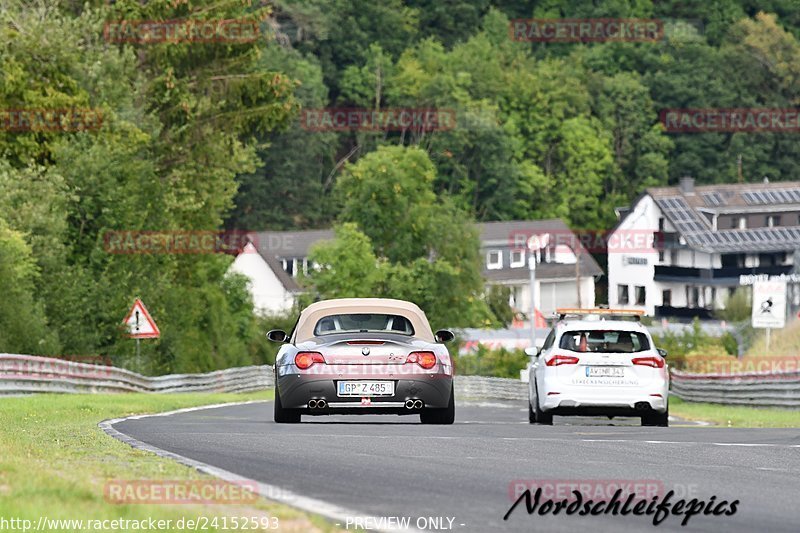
[720,332,739,356]
[715,287,751,322]
[682,345,736,373]
[452,345,528,378]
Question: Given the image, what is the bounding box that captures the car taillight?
[632,356,665,368]
[295,352,325,369]
[406,351,437,369]
[545,354,580,366]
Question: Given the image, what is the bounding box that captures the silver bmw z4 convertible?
[268,298,455,424]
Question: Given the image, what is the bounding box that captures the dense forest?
[2,1,799,372]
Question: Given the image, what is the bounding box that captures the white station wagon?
[527,309,669,426]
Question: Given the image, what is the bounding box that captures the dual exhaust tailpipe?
[405,399,424,409]
[309,399,422,409]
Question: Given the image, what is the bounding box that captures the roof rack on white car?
[555,308,645,322]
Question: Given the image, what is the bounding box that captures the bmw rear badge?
[362,347,370,356]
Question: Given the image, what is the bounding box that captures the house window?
[658,249,665,263]
[635,286,646,306]
[510,249,525,268]
[662,290,672,307]
[737,217,747,229]
[486,250,503,270]
[658,217,665,232]
[759,253,776,267]
[767,215,781,227]
[617,285,629,305]
[670,249,678,265]
[282,258,295,276]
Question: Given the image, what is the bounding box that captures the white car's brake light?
[545,354,580,367]
[631,356,665,368]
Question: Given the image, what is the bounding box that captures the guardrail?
[0,354,273,395]
[9,353,793,409]
[670,369,800,408]
[1,353,531,399]
[454,375,526,401]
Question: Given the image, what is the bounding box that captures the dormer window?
[282,258,295,276]
[486,250,503,270]
[510,249,525,268]
[737,217,747,230]
[767,215,781,227]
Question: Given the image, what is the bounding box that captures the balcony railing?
[654,264,792,280]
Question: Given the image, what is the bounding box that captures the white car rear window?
[559,330,650,353]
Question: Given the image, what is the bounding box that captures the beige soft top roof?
[294,298,435,342]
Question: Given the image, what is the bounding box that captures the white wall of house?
[228,243,295,315]
[608,195,660,315]
[503,276,595,316]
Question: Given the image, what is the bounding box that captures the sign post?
[751,281,787,353]
[123,299,160,371]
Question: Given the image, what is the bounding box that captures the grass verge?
[670,396,800,427]
[0,391,341,532]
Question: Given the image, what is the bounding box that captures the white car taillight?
[545,354,580,367]
[631,356,665,368]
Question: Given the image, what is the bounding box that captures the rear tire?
[528,401,536,424]
[533,386,553,425]
[420,387,455,425]
[642,408,669,427]
[274,389,301,424]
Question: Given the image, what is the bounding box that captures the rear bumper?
[538,384,668,415]
[277,373,453,412]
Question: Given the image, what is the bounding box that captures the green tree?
[305,146,492,328]
[0,218,58,354]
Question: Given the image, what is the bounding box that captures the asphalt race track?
[113,401,800,533]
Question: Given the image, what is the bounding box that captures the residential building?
[228,220,602,317]
[608,177,800,318]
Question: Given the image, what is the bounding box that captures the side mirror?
[657,348,668,358]
[434,329,455,343]
[525,346,540,357]
[266,329,288,343]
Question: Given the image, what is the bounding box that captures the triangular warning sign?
[123,298,160,339]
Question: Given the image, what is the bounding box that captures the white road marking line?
[712,442,800,448]
[501,436,800,449]
[99,401,424,533]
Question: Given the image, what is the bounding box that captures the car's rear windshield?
[313,313,415,336]
[559,330,650,353]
